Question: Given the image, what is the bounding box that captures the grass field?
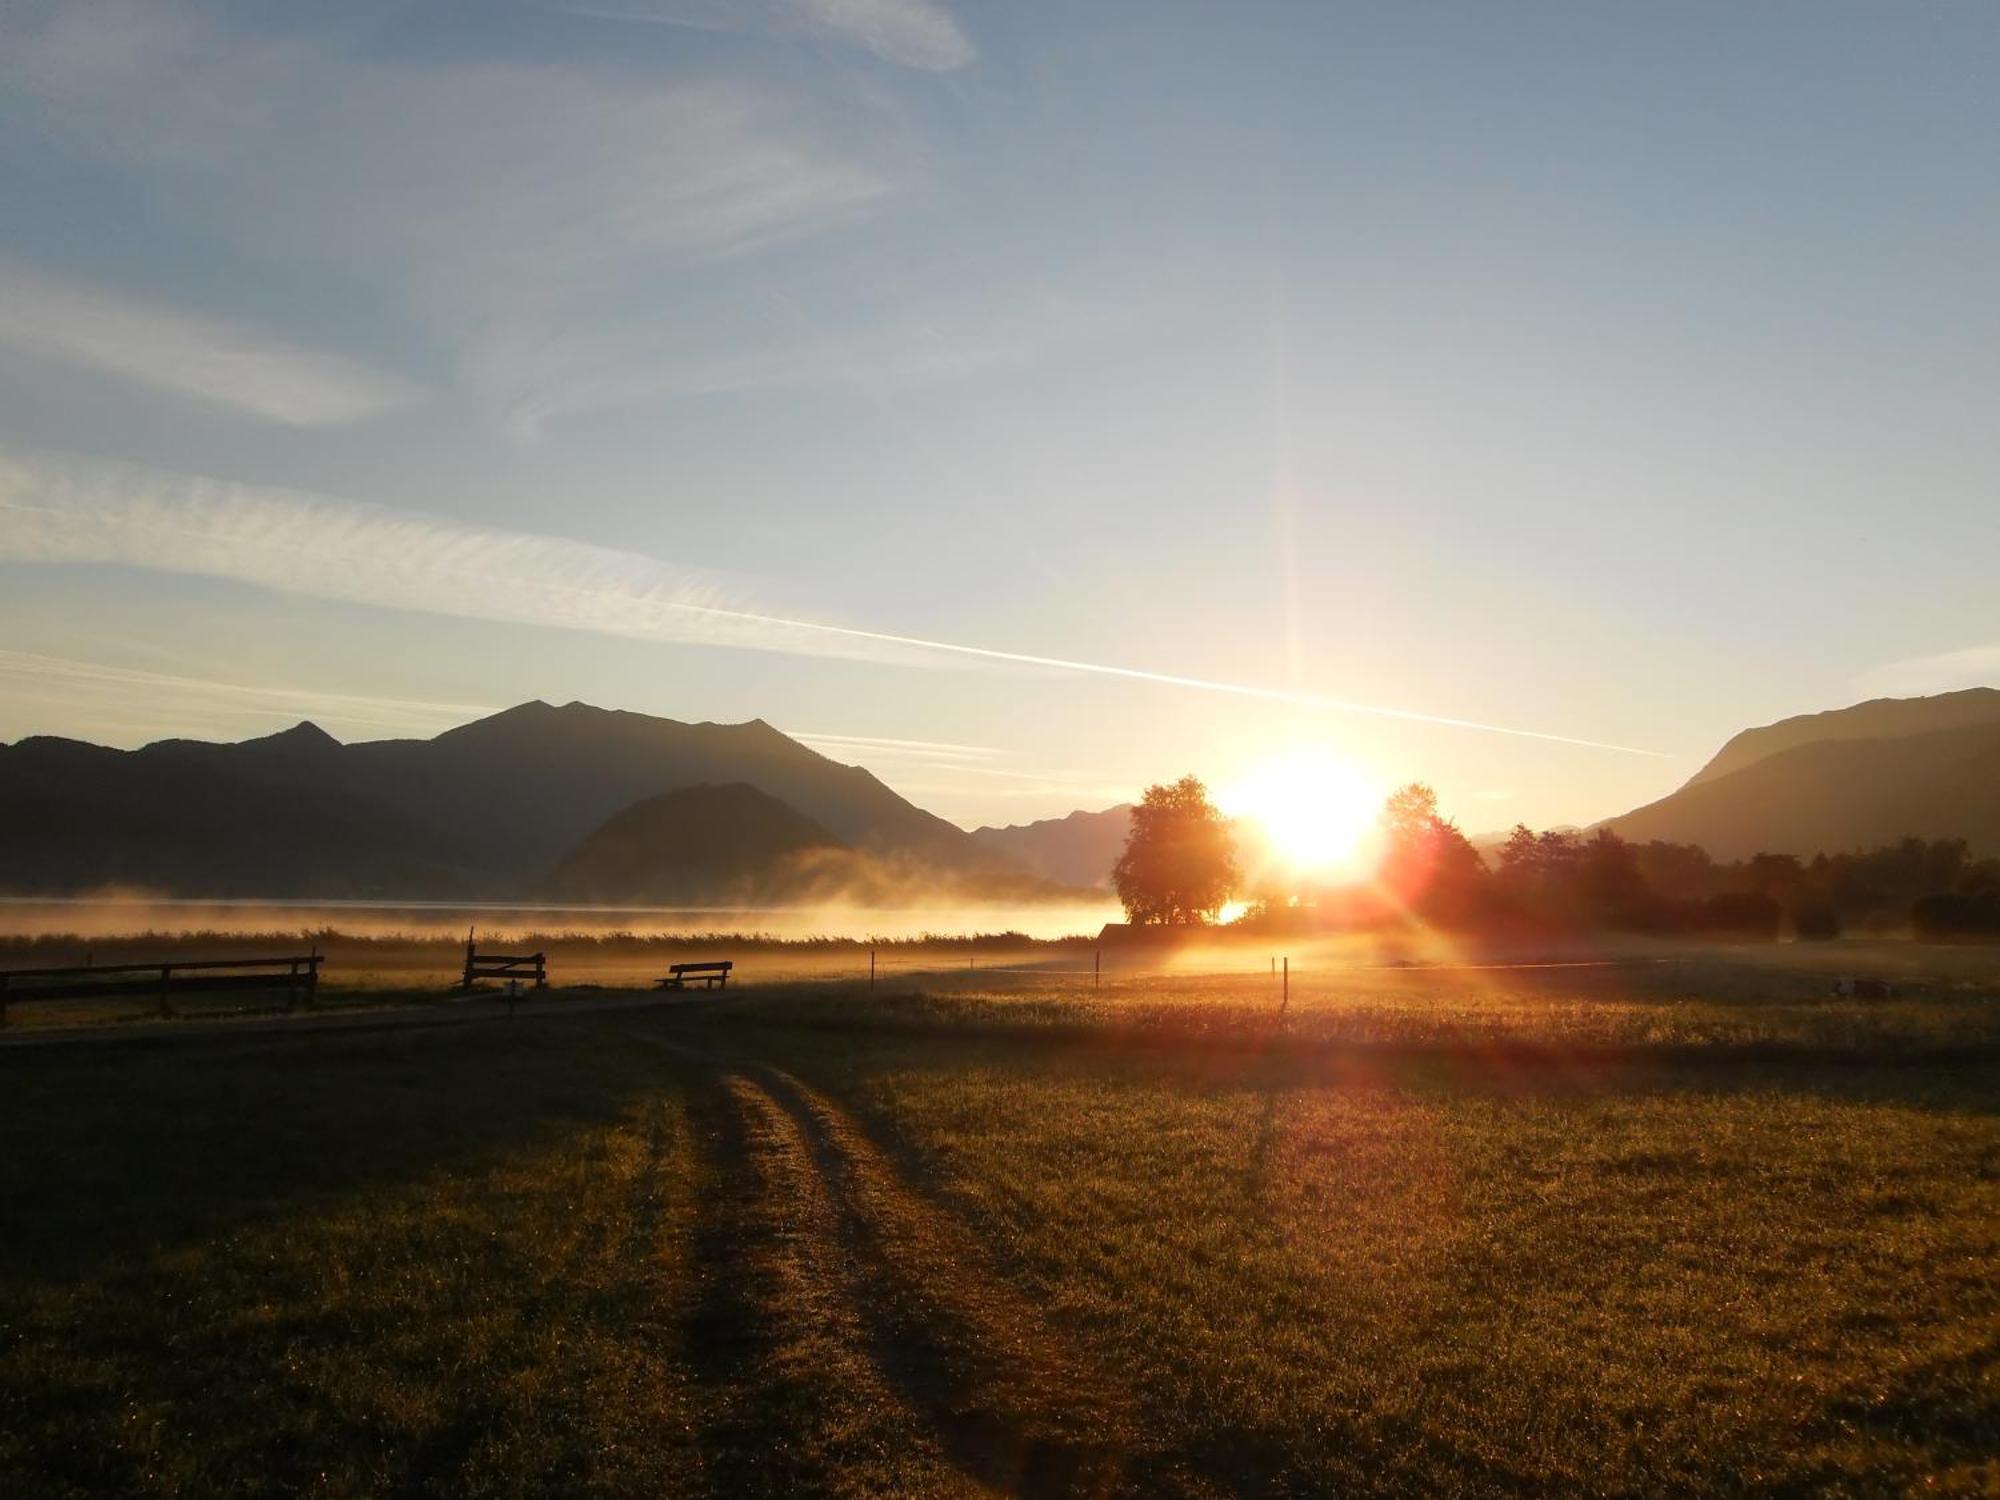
[2,951,1997,1495]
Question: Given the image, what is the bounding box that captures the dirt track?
[643,1028,1141,1497]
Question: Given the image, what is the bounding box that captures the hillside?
[970,805,1131,889]
[1686,687,2000,787]
[549,783,848,904]
[0,702,1020,898]
[1602,716,2000,860]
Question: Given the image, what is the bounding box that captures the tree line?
[1114,776,2000,939]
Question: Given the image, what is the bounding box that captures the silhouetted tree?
[1632,840,1713,900]
[1498,824,1540,883]
[1536,829,1581,877]
[1580,829,1645,915]
[1378,782,1490,925]
[1745,852,1804,900]
[1113,776,1238,925]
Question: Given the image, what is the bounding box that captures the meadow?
[2,943,1996,1496]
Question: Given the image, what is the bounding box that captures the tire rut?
[683,1067,987,1498]
[743,1061,1139,1498]
[638,1027,1139,1496]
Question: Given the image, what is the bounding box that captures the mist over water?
[0,894,1123,943]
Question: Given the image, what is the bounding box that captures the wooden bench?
[658,960,732,991]
[0,954,322,1026]
[461,942,547,991]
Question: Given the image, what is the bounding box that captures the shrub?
[1912,891,2000,939]
[1700,892,1783,940]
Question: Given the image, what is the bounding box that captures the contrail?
[647,598,1673,757]
[0,445,1672,758]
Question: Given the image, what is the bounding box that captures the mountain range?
[968,804,1132,889]
[0,701,1052,902]
[5,685,1995,902]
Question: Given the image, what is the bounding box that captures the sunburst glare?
[1218,748,1383,878]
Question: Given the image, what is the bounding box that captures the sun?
[1218,749,1382,877]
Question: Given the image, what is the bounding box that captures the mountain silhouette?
[327,701,992,881]
[0,701,1016,898]
[1684,686,2000,787]
[550,783,849,904]
[970,804,1132,889]
[1603,691,2000,859]
[0,728,476,896]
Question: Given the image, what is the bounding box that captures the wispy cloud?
[0,260,423,426]
[890,780,1139,804]
[477,295,1117,436]
[1,8,890,281]
[0,445,941,671]
[0,3,901,429]
[565,0,975,72]
[0,648,492,742]
[1857,643,2000,697]
[788,731,1005,762]
[0,445,1670,756]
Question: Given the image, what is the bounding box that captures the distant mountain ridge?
[1685,687,2000,787]
[969,804,1132,890]
[555,782,1074,907]
[1602,689,2000,860]
[0,701,1034,900]
[551,783,847,904]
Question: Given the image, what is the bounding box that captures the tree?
[1113,776,1238,925]
[1497,824,1541,884]
[1632,840,1713,900]
[1377,782,1490,925]
[1580,829,1644,913]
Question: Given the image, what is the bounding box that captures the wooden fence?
[0,953,322,1026]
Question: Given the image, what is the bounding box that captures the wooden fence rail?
[0,953,322,1026]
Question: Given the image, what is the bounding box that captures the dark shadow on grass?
[0,1020,675,1290]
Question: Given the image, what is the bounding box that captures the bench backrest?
[669,961,732,974]
[462,945,547,990]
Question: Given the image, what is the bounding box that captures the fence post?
[869,948,876,989]
[462,927,476,991]
[1094,948,1100,987]
[157,963,174,1019]
[0,972,8,1029]
[1281,956,1289,1017]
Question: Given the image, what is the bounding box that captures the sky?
[1,0,1996,834]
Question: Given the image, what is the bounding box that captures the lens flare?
[1219,749,1382,876]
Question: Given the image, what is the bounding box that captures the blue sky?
[1,0,1996,831]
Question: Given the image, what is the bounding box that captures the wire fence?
[849,949,1688,1009]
